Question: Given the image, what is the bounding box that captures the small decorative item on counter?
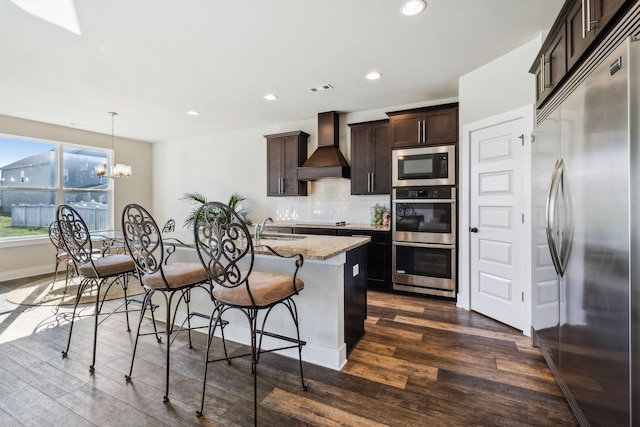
[382,209,391,226]
[370,203,383,226]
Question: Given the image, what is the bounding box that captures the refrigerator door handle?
[546,159,566,276]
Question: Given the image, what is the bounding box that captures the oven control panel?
[393,187,453,200]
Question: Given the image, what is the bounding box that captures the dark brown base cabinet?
[337,229,391,293]
[265,131,308,197]
[291,227,392,293]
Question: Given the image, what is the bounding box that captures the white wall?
[153,99,457,229]
[0,114,153,281]
[457,35,544,322]
[459,36,542,126]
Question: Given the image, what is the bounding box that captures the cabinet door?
[371,123,391,194]
[267,138,284,196]
[350,126,372,194]
[548,29,567,94]
[536,26,567,107]
[293,227,337,235]
[265,131,308,197]
[567,0,595,70]
[264,226,293,234]
[390,112,422,147]
[593,0,626,35]
[337,229,392,292]
[282,135,301,196]
[423,107,458,145]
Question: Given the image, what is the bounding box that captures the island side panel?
[344,244,367,355]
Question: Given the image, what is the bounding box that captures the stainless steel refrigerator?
[532,36,640,426]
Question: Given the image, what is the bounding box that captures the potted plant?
[181,192,252,229]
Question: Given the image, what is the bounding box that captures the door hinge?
[522,292,524,302]
[518,134,525,146]
[521,213,525,224]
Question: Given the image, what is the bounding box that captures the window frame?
[0,133,113,245]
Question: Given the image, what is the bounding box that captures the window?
[0,135,111,239]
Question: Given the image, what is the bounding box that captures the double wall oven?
[392,145,457,298]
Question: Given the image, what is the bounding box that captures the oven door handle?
[392,241,454,249]
[392,199,456,204]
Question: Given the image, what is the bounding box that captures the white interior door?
[469,113,530,330]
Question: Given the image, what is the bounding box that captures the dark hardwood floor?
[0,274,577,426]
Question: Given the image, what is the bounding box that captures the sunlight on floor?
[0,303,93,344]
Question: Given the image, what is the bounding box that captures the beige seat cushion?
[141,262,208,290]
[212,271,304,308]
[78,254,135,278]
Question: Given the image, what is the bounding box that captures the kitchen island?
[162,231,370,370]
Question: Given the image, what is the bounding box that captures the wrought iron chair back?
[122,204,165,278]
[193,201,259,302]
[57,205,97,268]
[55,204,137,372]
[49,220,76,290]
[48,220,64,252]
[162,218,175,232]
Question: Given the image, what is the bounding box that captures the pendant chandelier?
[96,112,132,179]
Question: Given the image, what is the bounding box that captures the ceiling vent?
[309,84,334,92]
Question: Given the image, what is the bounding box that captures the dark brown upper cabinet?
[265,131,308,197]
[568,0,627,69]
[531,0,630,107]
[349,120,391,195]
[388,104,458,148]
[534,25,567,107]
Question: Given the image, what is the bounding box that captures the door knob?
[469,227,478,233]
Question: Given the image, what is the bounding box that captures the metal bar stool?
[193,201,307,425]
[122,203,227,402]
[56,204,137,372]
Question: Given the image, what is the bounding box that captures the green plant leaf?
[181,192,252,228]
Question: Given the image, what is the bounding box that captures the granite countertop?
[268,221,390,232]
[257,233,370,260]
[163,230,370,261]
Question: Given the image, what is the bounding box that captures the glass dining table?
[90,230,127,255]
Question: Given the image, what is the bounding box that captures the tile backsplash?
[275,178,390,224]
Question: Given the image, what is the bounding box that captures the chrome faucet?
[254,217,273,244]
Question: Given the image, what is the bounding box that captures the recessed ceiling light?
[264,94,278,101]
[401,0,426,16]
[366,72,382,80]
[186,110,199,116]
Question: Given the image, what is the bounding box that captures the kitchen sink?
[258,233,306,241]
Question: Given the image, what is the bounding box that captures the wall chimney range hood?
[297,111,350,181]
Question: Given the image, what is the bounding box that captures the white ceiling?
[0,0,562,143]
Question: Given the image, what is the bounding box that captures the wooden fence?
[11,202,108,230]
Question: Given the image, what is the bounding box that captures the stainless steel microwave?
[392,145,456,187]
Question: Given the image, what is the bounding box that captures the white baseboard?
[0,265,52,283]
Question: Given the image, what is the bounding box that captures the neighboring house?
[0,148,108,227]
